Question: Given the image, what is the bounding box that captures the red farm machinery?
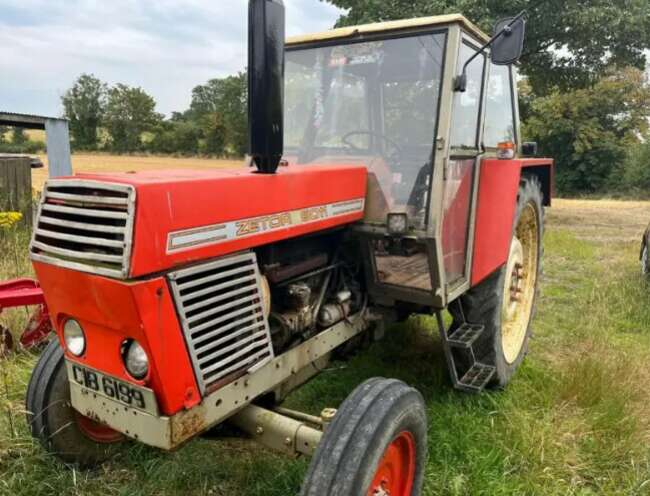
[25,2,552,495]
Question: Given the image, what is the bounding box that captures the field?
[31,153,244,191]
[1,178,650,494]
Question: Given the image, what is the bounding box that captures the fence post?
[0,156,33,227]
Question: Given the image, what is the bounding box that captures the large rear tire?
[301,378,427,496]
[451,177,543,387]
[26,340,124,467]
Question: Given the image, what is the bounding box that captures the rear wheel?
[452,177,543,387]
[26,340,124,467]
[301,378,427,496]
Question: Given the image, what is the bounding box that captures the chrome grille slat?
[46,191,130,206]
[169,252,274,394]
[35,228,124,248]
[30,180,136,278]
[38,215,126,234]
[188,301,263,334]
[192,315,264,346]
[197,329,269,365]
[31,240,123,263]
[175,264,255,292]
[186,294,260,325]
[180,274,257,302]
[41,202,129,220]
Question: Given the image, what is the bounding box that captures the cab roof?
[286,13,489,47]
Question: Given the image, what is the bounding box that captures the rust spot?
[171,406,208,446]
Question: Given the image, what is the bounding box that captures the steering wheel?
[341,131,403,161]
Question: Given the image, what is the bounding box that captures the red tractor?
[26,2,552,495]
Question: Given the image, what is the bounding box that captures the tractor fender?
[470,158,553,286]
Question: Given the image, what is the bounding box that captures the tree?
[190,72,248,156]
[11,127,28,145]
[104,84,160,153]
[523,68,650,193]
[62,74,107,149]
[325,0,650,94]
[0,126,8,144]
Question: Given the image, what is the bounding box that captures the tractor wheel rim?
[75,412,124,444]
[368,431,416,496]
[501,202,539,364]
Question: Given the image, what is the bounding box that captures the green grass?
[1,204,650,495]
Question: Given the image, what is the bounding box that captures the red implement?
[0,278,53,352]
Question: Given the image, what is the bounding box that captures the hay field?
[31,153,245,191]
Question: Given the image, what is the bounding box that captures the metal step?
[447,323,485,349]
[457,362,496,393]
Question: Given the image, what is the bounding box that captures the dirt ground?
[32,153,244,191]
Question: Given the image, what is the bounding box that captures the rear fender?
[470,158,553,287]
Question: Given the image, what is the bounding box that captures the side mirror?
[454,11,527,92]
[491,16,526,65]
[522,142,538,157]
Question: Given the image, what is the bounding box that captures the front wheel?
[26,340,124,467]
[641,243,649,276]
[452,177,543,387]
[301,378,427,496]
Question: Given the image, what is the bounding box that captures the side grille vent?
[169,252,274,394]
[30,180,135,278]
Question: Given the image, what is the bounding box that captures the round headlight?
[63,319,86,356]
[124,340,149,379]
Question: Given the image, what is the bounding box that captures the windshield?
[285,32,446,228]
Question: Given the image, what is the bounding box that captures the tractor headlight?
[63,319,86,356]
[123,340,149,379]
[387,213,408,235]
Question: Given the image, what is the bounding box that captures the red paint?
[368,431,416,496]
[68,164,367,278]
[33,262,200,416]
[0,278,53,349]
[470,158,553,286]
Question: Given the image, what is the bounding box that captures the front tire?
[301,378,427,496]
[452,177,543,387]
[641,242,649,276]
[26,340,124,467]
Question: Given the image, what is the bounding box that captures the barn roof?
[0,111,67,130]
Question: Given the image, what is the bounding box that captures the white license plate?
[66,361,159,416]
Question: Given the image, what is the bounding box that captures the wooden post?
[0,156,33,227]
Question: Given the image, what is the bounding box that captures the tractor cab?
[284,14,542,310]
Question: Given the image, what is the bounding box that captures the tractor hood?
[31,164,367,279]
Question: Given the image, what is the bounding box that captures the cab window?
[483,63,516,147]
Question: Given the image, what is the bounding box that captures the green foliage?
[522,68,650,193]
[104,84,161,153]
[62,74,107,150]
[189,72,248,156]
[149,120,202,155]
[619,140,650,194]
[10,128,27,146]
[325,0,650,95]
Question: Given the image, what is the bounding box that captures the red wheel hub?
[75,412,124,444]
[368,431,416,496]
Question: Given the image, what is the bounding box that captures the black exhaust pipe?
[248,0,285,174]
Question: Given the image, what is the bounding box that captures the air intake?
[169,252,274,394]
[30,179,135,279]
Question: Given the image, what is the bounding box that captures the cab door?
[441,35,487,296]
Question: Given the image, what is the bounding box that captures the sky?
[0,0,343,117]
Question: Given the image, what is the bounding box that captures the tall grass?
[0,206,649,495]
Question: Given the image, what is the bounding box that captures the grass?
[1,199,650,495]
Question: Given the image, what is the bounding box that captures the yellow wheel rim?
[501,203,539,364]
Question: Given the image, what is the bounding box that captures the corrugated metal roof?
[0,111,66,129]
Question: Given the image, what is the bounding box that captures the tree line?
[61,73,247,157]
[60,0,650,195]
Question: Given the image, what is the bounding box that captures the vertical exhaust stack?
[248,0,285,174]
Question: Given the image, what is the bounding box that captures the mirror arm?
[453,10,527,92]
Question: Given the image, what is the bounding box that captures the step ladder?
[435,307,495,393]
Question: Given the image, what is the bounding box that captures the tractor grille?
[30,180,136,279]
[168,252,274,394]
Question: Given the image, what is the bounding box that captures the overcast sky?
[0,0,343,117]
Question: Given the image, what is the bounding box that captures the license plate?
[66,361,159,416]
